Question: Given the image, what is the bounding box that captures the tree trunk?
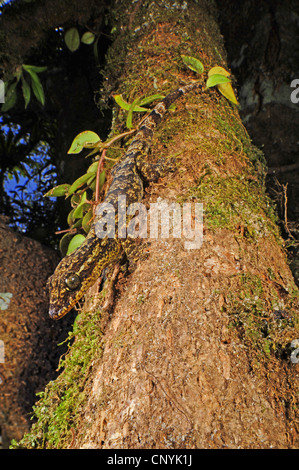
[0,217,73,448]
[16,0,299,449]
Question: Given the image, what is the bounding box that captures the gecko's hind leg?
[136,156,177,183]
[121,237,150,273]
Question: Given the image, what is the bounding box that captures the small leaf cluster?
[44,92,165,255]
[113,93,164,129]
[44,145,105,256]
[64,27,96,52]
[1,64,47,112]
[181,55,238,105]
[64,27,101,62]
[45,55,239,255]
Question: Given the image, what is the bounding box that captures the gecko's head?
[47,255,84,320]
[46,236,111,320]
[47,231,122,319]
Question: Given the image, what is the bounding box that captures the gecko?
[47,81,202,319]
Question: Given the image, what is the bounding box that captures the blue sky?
[0,0,14,12]
[1,118,57,231]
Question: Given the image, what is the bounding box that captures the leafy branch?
[113,93,164,129]
[181,55,239,104]
[45,54,239,255]
[44,91,169,254]
[63,26,109,63]
[1,64,47,112]
[64,27,96,52]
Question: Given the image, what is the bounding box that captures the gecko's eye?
[64,273,81,291]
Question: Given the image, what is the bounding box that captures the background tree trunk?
[16,0,299,449]
[0,217,73,448]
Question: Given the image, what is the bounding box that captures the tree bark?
[0,217,73,448]
[16,0,299,449]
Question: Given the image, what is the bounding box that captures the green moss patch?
[11,308,104,449]
[225,273,299,369]
[185,173,279,240]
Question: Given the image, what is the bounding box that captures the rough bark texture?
[15,0,299,449]
[75,233,298,449]
[0,217,73,448]
[216,0,299,281]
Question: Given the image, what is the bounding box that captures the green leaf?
[67,208,76,226]
[139,94,164,106]
[207,66,238,104]
[88,178,97,192]
[70,193,81,206]
[87,175,96,189]
[22,66,46,105]
[66,234,86,255]
[82,209,93,233]
[44,183,70,198]
[181,55,204,74]
[126,97,141,129]
[32,79,45,105]
[85,147,102,158]
[21,76,31,108]
[123,93,163,129]
[87,161,100,175]
[81,32,95,45]
[27,70,45,105]
[59,232,73,256]
[71,191,87,210]
[64,27,80,52]
[216,82,239,105]
[1,81,18,112]
[73,202,90,219]
[207,66,230,78]
[113,94,148,112]
[68,130,101,154]
[206,74,231,88]
[22,64,47,74]
[98,170,105,189]
[72,218,83,229]
[68,173,94,195]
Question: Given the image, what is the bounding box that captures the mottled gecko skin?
[47,82,202,319]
